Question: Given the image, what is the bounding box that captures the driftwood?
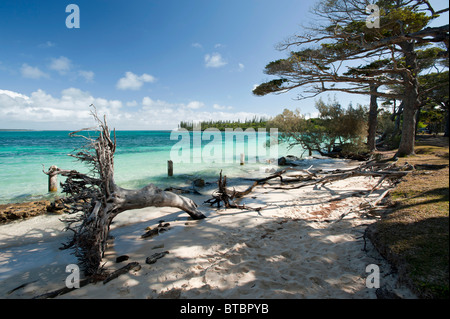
[204,170,241,208]
[204,169,288,210]
[34,276,93,299]
[34,262,141,299]
[145,251,169,264]
[267,161,412,191]
[205,160,413,219]
[334,188,393,223]
[102,262,141,284]
[7,280,38,295]
[48,107,205,277]
[141,222,171,239]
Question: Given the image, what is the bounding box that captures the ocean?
[0,129,305,204]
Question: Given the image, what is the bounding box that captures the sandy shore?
[0,168,417,299]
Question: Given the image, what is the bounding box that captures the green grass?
[370,137,449,299]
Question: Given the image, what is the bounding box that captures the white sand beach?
[0,166,417,299]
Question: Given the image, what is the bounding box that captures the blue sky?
[0,0,448,130]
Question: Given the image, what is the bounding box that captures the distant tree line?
[179,116,269,131]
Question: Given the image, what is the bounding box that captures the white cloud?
[185,101,205,109]
[126,100,138,107]
[213,104,233,110]
[0,88,122,129]
[20,64,49,79]
[142,97,173,109]
[238,63,245,71]
[192,42,203,49]
[0,88,268,130]
[214,43,224,49]
[0,89,30,100]
[78,70,95,82]
[29,87,122,112]
[49,56,72,75]
[204,53,227,68]
[116,72,156,90]
[142,96,153,106]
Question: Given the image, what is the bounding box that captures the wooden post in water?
[168,160,173,177]
[47,165,59,192]
[240,153,245,166]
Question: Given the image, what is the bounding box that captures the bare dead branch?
[48,106,205,277]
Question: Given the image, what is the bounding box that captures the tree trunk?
[415,106,422,137]
[397,103,418,156]
[367,84,379,152]
[392,101,403,137]
[115,184,204,219]
[397,41,420,157]
[444,103,449,137]
[73,183,205,275]
[55,109,205,276]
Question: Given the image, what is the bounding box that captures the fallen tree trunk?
[34,262,141,299]
[49,107,205,276]
[334,188,393,223]
[204,170,243,209]
[270,169,411,190]
[102,262,141,285]
[205,160,413,210]
[204,168,293,209]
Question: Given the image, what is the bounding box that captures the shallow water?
[0,130,309,204]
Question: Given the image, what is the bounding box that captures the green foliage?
[419,108,446,134]
[416,47,448,71]
[253,0,448,156]
[321,1,433,43]
[316,98,369,153]
[267,98,369,157]
[379,7,431,36]
[418,70,449,133]
[377,108,395,133]
[387,133,402,149]
[253,0,441,98]
[344,59,392,76]
[179,116,269,131]
[265,59,295,74]
[252,79,289,96]
[419,71,449,109]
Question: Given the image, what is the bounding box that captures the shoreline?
[0,163,418,299]
[0,200,55,225]
[0,156,359,224]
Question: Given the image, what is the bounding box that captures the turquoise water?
[0,130,299,204]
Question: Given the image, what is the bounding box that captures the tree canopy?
[268,99,369,158]
[253,0,449,156]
